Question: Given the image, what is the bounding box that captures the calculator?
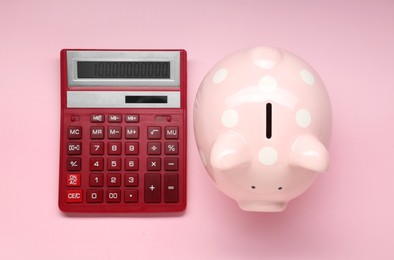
[58,49,187,213]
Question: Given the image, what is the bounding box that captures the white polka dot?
[221,109,239,128]
[213,68,228,84]
[258,147,278,166]
[296,109,312,128]
[258,75,278,92]
[254,59,277,69]
[300,69,315,85]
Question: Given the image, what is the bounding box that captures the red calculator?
[59,49,187,213]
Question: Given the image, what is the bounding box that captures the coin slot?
[266,103,272,139]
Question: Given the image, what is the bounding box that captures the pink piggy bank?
[194,47,332,212]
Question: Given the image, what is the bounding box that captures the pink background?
[1,0,394,259]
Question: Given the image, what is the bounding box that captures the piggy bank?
[193,46,331,212]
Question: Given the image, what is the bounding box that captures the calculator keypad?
[61,112,185,212]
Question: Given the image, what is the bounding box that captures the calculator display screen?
[77,61,171,79]
[67,51,180,87]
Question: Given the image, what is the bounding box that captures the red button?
[90,142,104,155]
[144,174,161,203]
[91,126,104,139]
[125,127,139,139]
[147,142,161,155]
[106,189,121,203]
[164,174,179,203]
[86,189,103,203]
[66,190,83,203]
[107,157,121,171]
[124,189,139,203]
[67,157,81,171]
[107,142,122,155]
[67,142,82,155]
[164,157,179,171]
[108,126,122,139]
[68,126,82,139]
[89,174,104,187]
[107,173,121,187]
[165,126,179,139]
[91,114,105,122]
[124,174,139,187]
[148,126,161,139]
[90,157,104,171]
[125,115,139,123]
[66,173,81,187]
[125,142,139,155]
[165,141,179,155]
[108,114,122,122]
[147,157,161,171]
[125,157,139,171]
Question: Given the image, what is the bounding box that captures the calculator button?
[68,126,82,139]
[90,174,104,187]
[148,126,161,139]
[67,142,82,155]
[67,157,81,171]
[144,174,161,203]
[90,157,104,171]
[165,141,179,155]
[147,142,161,155]
[86,189,104,203]
[66,173,81,187]
[124,190,139,203]
[124,174,139,187]
[107,157,121,171]
[125,114,139,123]
[108,114,122,122]
[91,126,105,139]
[125,126,139,139]
[106,189,121,203]
[108,126,122,139]
[165,127,179,139]
[125,157,139,171]
[107,142,122,155]
[91,114,105,123]
[125,142,139,155]
[90,142,104,155]
[164,157,179,171]
[107,173,121,187]
[164,174,179,203]
[147,157,161,171]
[66,190,83,203]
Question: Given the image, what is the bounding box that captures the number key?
[89,174,104,187]
[108,142,122,155]
[106,190,121,203]
[125,142,139,155]
[90,142,104,155]
[124,174,139,187]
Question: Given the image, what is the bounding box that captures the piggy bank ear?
[290,135,329,172]
[210,131,252,170]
